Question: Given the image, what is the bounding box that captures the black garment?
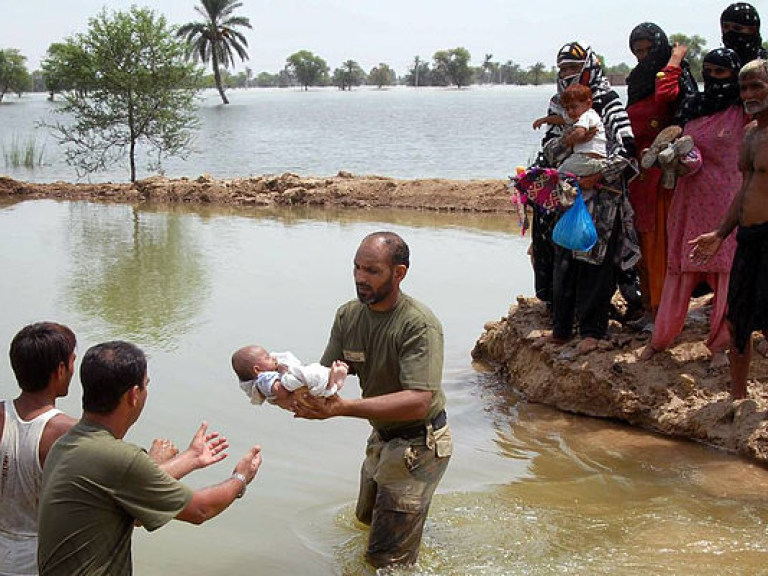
[627,22,672,106]
[531,208,557,303]
[721,2,765,65]
[552,212,621,340]
[673,60,702,126]
[727,222,768,352]
[679,48,742,124]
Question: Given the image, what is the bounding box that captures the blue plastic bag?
[552,190,597,252]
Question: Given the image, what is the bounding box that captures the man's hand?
[233,445,262,486]
[293,392,343,420]
[148,438,178,464]
[689,231,723,265]
[186,421,229,469]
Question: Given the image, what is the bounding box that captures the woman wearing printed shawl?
[531,42,640,353]
[720,3,767,69]
[641,48,750,369]
[625,23,698,327]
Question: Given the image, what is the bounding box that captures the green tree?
[433,47,472,88]
[670,33,707,81]
[46,7,201,182]
[286,50,329,90]
[500,60,523,84]
[407,55,430,87]
[333,59,365,90]
[177,0,252,104]
[480,53,496,84]
[368,63,395,88]
[527,61,546,86]
[41,41,93,100]
[0,49,31,102]
[255,71,278,87]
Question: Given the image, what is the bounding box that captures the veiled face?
[631,39,654,63]
[558,62,582,78]
[721,21,759,35]
[704,63,735,80]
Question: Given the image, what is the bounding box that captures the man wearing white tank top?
[0,322,77,576]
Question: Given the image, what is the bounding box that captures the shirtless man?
[690,58,768,399]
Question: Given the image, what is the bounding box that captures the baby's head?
[231,345,278,381]
[561,84,593,121]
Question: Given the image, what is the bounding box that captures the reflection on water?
[0,87,553,182]
[64,203,207,350]
[1,199,768,575]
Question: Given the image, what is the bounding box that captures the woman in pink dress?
[642,48,750,368]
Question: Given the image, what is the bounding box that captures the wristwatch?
[231,472,247,498]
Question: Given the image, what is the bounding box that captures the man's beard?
[744,95,768,115]
[356,277,394,306]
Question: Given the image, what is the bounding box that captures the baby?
[231,345,347,409]
[556,83,607,178]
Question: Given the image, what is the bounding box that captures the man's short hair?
[364,231,410,268]
[9,322,76,393]
[739,58,768,80]
[80,341,147,414]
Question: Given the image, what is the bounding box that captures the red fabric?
[655,65,684,104]
[626,66,680,233]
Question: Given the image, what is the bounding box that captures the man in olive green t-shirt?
[38,341,263,576]
[295,231,453,568]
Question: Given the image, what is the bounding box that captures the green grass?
[3,135,46,168]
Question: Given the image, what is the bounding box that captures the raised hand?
[187,421,229,469]
[148,438,178,464]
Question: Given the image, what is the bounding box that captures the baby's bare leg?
[329,360,349,390]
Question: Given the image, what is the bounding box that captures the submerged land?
[3,172,767,465]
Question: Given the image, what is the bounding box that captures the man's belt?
[377,410,447,442]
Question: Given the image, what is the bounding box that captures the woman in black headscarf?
[626,22,698,325]
[721,2,767,66]
[642,48,749,369]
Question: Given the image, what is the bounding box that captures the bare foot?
[755,337,768,359]
[709,351,729,371]
[576,337,598,355]
[328,360,348,391]
[639,345,658,361]
[532,333,570,349]
[149,439,178,464]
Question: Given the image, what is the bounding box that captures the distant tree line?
[4,30,760,99]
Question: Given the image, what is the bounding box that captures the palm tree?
[177,0,252,104]
[482,53,493,84]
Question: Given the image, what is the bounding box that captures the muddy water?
[1,199,767,575]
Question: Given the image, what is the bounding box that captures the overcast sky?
[2,0,758,75]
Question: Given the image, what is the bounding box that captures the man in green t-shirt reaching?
[38,341,263,576]
[294,231,453,568]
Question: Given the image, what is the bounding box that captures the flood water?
[2,199,768,575]
[1,86,555,182]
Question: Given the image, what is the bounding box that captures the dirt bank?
[6,171,765,464]
[0,172,514,213]
[473,297,768,465]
